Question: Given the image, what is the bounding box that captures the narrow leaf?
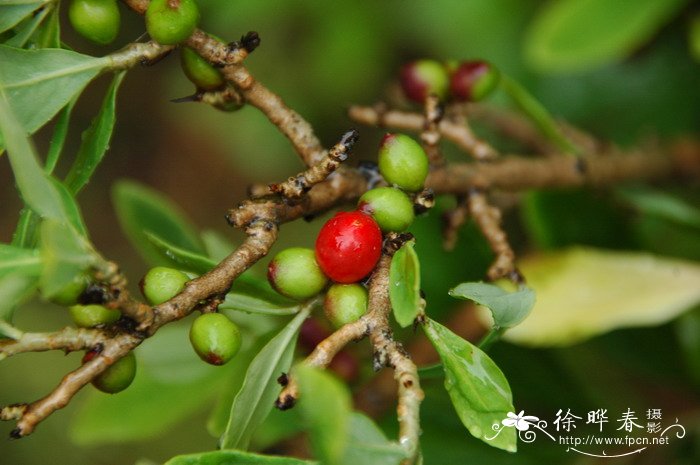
[164,450,317,465]
[145,232,216,275]
[389,240,421,328]
[4,2,49,48]
[0,273,37,322]
[494,247,700,346]
[616,186,700,230]
[525,0,689,73]
[341,413,407,465]
[112,180,205,266]
[39,219,95,299]
[65,71,125,194]
[0,2,45,33]
[423,318,516,452]
[449,282,535,329]
[220,306,311,450]
[0,45,107,134]
[0,243,42,279]
[296,365,351,465]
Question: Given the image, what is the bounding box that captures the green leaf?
[0,243,42,279]
[296,365,351,465]
[676,307,700,386]
[341,413,407,465]
[39,219,95,299]
[164,450,317,465]
[201,229,235,261]
[525,0,689,74]
[145,232,216,275]
[494,247,700,346]
[0,2,45,33]
[417,363,444,380]
[4,2,50,48]
[65,71,125,194]
[71,324,230,445]
[0,272,37,322]
[423,318,516,452]
[32,2,60,48]
[220,306,311,450]
[449,282,535,329]
[389,240,421,328]
[221,272,299,316]
[52,178,89,236]
[691,14,700,62]
[46,101,76,175]
[616,186,700,230]
[500,75,577,154]
[0,45,108,135]
[112,180,205,266]
[0,88,67,221]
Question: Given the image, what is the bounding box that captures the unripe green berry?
[189,313,241,365]
[69,304,120,328]
[450,60,500,102]
[50,274,89,306]
[377,134,429,192]
[268,247,328,300]
[141,266,189,305]
[145,0,199,45]
[181,44,225,91]
[68,0,121,45]
[399,59,450,103]
[358,187,415,232]
[324,284,368,329]
[90,351,136,394]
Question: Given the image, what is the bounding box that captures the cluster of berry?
[268,133,429,328]
[400,58,500,103]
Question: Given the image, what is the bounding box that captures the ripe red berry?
[399,59,450,103]
[315,211,382,283]
[450,60,500,102]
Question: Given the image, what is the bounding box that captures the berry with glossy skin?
[181,42,225,90]
[86,351,136,393]
[450,60,500,102]
[377,134,429,192]
[189,313,241,365]
[399,59,450,103]
[50,274,89,306]
[268,248,328,300]
[146,0,199,45]
[69,304,120,327]
[324,284,368,328]
[141,266,189,305]
[315,211,382,284]
[358,187,415,232]
[68,0,121,45]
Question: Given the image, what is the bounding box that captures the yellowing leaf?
[483,247,700,346]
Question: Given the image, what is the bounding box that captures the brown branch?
[0,327,106,359]
[420,95,445,166]
[467,189,520,282]
[349,105,497,160]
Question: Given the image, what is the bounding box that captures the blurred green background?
[1,0,700,464]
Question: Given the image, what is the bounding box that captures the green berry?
[181,43,225,91]
[268,247,328,300]
[189,313,241,365]
[324,284,368,329]
[50,274,89,306]
[68,0,121,45]
[450,60,500,102]
[69,304,120,328]
[358,187,415,232]
[399,59,450,103]
[90,352,136,393]
[145,0,199,45]
[378,134,429,192]
[141,266,189,305]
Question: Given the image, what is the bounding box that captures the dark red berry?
[399,59,449,103]
[315,211,382,284]
[450,60,500,102]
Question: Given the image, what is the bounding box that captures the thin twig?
[420,95,445,166]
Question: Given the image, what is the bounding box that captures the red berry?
[450,60,500,102]
[315,211,382,283]
[399,59,449,103]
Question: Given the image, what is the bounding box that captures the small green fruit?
[69,304,120,328]
[358,187,415,232]
[68,0,121,45]
[378,134,429,192]
[141,266,189,305]
[189,313,242,365]
[90,351,136,393]
[399,59,450,103]
[146,0,199,45]
[450,60,500,102]
[50,274,89,306]
[324,284,368,329]
[268,247,328,300]
[181,44,225,90]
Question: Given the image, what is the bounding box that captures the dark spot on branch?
[79,284,109,305]
[575,157,588,175]
[275,394,296,411]
[340,129,359,148]
[277,373,289,386]
[9,428,22,440]
[241,31,261,53]
[403,379,413,388]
